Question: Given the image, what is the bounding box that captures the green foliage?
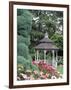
[57,57,63,65]
[17,10,32,33]
[17,35,30,46]
[17,55,31,66]
[57,65,63,74]
[17,9,35,75]
[29,10,63,58]
[17,9,24,16]
[31,64,39,71]
[17,56,32,74]
[17,55,39,74]
[17,64,24,75]
[30,30,44,42]
[38,51,44,60]
[17,56,25,74]
[58,60,63,65]
[51,33,63,50]
[31,10,63,41]
[17,43,29,59]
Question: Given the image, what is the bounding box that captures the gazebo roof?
[34,32,59,50]
[35,43,59,50]
[39,37,53,43]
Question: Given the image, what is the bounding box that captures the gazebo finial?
[45,32,48,38]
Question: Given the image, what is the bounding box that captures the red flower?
[32,61,59,77]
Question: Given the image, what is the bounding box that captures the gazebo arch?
[34,32,59,68]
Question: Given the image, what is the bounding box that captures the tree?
[17,9,33,73]
[51,33,63,50]
[29,10,63,58]
[30,10,63,43]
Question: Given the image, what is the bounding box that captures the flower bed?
[17,61,63,80]
[32,61,62,78]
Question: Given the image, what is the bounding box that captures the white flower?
[59,74,63,78]
[51,75,57,79]
[17,77,20,80]
[20,73,28,79]
[23,74,27,79]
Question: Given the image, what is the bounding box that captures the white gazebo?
[34,32,59,68]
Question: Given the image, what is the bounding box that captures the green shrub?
[17,35,30,46]
[17,56,32,73]
[17,43,30,59]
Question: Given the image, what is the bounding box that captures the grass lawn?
[57,65,63,74]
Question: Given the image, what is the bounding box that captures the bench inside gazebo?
[34,32,59,68]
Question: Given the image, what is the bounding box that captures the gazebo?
[34,32,59,68]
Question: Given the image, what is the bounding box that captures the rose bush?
[32,61,61,78]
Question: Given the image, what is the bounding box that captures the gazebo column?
[36,50,39,61]
[55,51,58,68]
[52,50,55,67]
[35,51,36,61]
[44,50,46,62]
